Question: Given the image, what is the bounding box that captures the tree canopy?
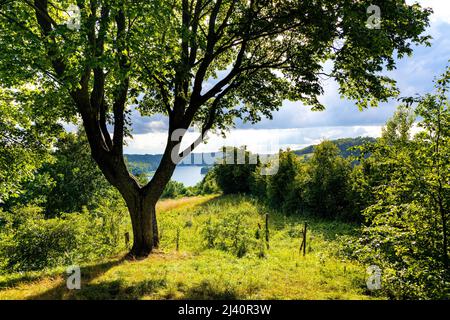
[0,1,431,148]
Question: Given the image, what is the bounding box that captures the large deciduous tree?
[0,0,431,256]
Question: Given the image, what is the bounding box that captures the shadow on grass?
[0,272,47,290]
[183,280,239,300]
[22,256,128,300]
[70,278,168,300]
[28,267,238,300]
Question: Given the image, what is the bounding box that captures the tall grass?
[0,195,379,300]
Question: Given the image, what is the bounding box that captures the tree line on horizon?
[124,136,377,177]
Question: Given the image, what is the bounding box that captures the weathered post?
[299,236,303,255]
[265,213,270,250]
[303,222,307,257]
[299,222,308,256]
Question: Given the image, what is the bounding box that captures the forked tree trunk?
[122,145,178,257]
[87,122,179,258]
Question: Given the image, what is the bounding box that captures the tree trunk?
[124,153,177,256]
[127,194,157,257]
[128,196,155,257]
[86,125,180,258]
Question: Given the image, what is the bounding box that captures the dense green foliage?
[304,142,353,219]
[161,181,188,199]
[194,169,221,196]
[18,132,112,215]
[202,206,263,258]
[207,68,450,299]
[0,201,129,272]
[0,0,431,128]
[344,69,450,299]
[214,147,258,195]
[0,88,64,203]
[0,206,128,273]
[0,132,127,272]
[214,143,355,220]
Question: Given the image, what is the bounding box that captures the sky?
[123,0,450,154]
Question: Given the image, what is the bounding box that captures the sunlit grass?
[156,195,218,212]
[0,195,382,300]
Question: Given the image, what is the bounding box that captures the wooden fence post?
[176,228,180,251]
[265,213,270,250]
[299,222,308,256]
[303,222,307,257]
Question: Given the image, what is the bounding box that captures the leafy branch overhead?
[1,0,431,140]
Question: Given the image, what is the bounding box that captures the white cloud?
[409,0,450,24]
[147,120,166,132]
[125,126,383,154]
[125,132,168,154]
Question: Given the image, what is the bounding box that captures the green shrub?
[267,150,301,208]
[12,132,114,217]
[0,202,129,273]
[200,205,262,258]
[214,147,257,194]
[304,141,353,219]
[195,170,220,195]
[161,180,187,199]
[7,214,86,271]
[342,203,449,299]
[249,166,268,199]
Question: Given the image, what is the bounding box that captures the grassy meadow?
[0,195,380,300]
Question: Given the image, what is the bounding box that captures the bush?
[214,147,258,194]
[195,170,220,195]
[249,165,268,199]
[304,141,353,219]
[161,180,187,199]
[0,201,129,273]
[343,203,449,299]
[12,132,113,217]
[201,205,263,258]
[266,150,307,214]
[6,214,88,271]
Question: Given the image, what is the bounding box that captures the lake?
[171,166,205,187]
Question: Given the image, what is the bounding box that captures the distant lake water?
[171,166,205,187]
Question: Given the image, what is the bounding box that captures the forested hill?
[125,137,376,174]
[293,137,377,158]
